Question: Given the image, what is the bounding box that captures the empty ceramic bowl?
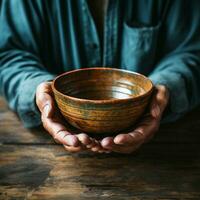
[52,68,153,134]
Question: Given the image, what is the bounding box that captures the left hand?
[99,85,170,154]
[36,81,106,153]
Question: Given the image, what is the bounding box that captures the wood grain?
[1,145,200,200]
[1,96,200,200]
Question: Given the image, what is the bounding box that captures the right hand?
[36,82,105,153]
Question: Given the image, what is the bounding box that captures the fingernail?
[44,104,50,118]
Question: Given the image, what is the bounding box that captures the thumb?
[36,82,55,118]
[151,85,169,119]
[43,100,53,118]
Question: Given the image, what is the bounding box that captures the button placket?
[82,0,101,66]
[103,0,119,67]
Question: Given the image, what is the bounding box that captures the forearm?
[0,50,55,127]
[148,0,200,122]
[149,52,200,122]
[0,0,57,127]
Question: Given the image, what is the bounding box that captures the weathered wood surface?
[0,96,200,200]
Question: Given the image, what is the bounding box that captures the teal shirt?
[0,0,200,128]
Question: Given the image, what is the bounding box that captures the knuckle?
[36,92,46,108]
[36,82,52,99]
[134,130,145,141]
[53,132,61,142]
[78,133,89,144]
[157,85,169,101]
[37,82,48,91]
[157,93,165,103]
[53,130,66,143]
[156,95,168,108]
[157,85,166,92]
[36,92,53,112]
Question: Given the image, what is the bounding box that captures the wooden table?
[0,96,200,200]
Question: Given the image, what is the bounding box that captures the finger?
[156,85,170,111]
[101,138,139,154]
[100,137,134,153]
[101,137,114,149]
[86,138,99,148]
[89,140,104,152]
[76,133,93,146]
[36,82,54,118]
[111,86,169,150]
[63,145,86,153]
[151,85,169,118]
[42,117,80,147]
[115,114,159,146]
[134,116,159,143]
[114,114,157,145]
[151,102,160,119]
[113,131,144,145]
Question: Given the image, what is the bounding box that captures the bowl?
[52,68,153,134]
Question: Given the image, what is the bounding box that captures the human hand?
[36,82,105,153]
[100,85,170,154]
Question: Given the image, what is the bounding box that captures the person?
[0,0,200,154]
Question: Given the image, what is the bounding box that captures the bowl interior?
[54,68,153,101]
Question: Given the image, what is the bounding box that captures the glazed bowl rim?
[52,67,154,104]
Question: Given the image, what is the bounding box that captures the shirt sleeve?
[149,0,200,123]
[0,0,55,128]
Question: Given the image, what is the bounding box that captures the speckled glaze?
[52,68,154,134]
